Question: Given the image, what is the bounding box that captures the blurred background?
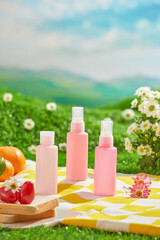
[0,0,160,108]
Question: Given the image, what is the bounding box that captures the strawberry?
[0,187,4,201]
[0,186,18,203]
[19,181,35,204]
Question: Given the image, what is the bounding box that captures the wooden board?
[0,195,59,215]
[0,209,56,224]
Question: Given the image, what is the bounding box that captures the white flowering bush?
[125,87,160,170]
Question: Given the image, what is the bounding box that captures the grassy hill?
[0,67,159,108]
[1,88,158,174]
[0,89,157,240]
[0,67,118,108]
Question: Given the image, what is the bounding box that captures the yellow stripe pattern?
[1,160,159,236]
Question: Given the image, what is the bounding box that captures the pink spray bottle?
[36,131,58,195]
[94,120,117,196]
[66,107,88,181]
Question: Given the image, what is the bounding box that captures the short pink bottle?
[66,107,88,181]
[94,120,117,196]
[36,131,58,195]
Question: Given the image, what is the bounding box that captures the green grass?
[0,225,159,240]
[0,90,142,173]
[0,90,159,239]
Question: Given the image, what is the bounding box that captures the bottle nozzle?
[100,120,113,137]
[72,107,84,123]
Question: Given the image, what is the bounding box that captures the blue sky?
[0,0,160,81]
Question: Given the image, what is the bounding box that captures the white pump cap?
[40,131,55,145]
[100,120,113,137]
[72,107,84,123]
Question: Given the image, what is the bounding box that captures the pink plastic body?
[66,122,88,181]
[94,136,117,196]
[36,144,58,195]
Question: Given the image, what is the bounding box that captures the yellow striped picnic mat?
[1,160,160,236]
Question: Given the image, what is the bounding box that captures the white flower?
[145,145,152,156]
[125,138,134,153]
[146,90,160,100]
[156,127,160,137]
[23,119,35,130]
[138,101,147,114]
[46,102,57,111]
[145,100,159,118]
[156,111,160,120]
[122,109,135,121]
[152,122,159,131]
[131,98,138,108]
[28,145,36,154]
[3,93,13,102]
[59,143,66,152]
[145,91,154,99]
[153,136,157,141]
[127,146,134,154]
[134,87,151,97]
[125,137,131,150]
[137,145,146,156]
[5,177,21,193]
[127,123,138,135]
[152,91,160,99]
[135,128,141,135]
[141,96,149,102]
[140,120,151,132]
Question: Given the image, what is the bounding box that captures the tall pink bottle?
[66,107,88,181]
[36,131,58,195]
[94,120,117,196]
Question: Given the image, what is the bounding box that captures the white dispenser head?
[100,120,113,137]
[40,131,55,145]
[72,107,84,123]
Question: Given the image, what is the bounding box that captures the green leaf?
[138,156,153,169]
[0,157,6,176]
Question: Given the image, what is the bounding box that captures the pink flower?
[129,182,151,198]
[132,173,151,186]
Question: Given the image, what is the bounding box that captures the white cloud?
[40,0,112,19]
[1,17,160,81]
[0,1,37,22]
[0,0,160,81]
[1,0,159,24]
[40,0,160,20]
[119,0,160,8]
[0,11,160,81]
[135,17,160,35]
[119,0,137,8]
[53,47,160,80]
[135,19,151,30]
[82,20,91,29]
[79,29,141,53]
